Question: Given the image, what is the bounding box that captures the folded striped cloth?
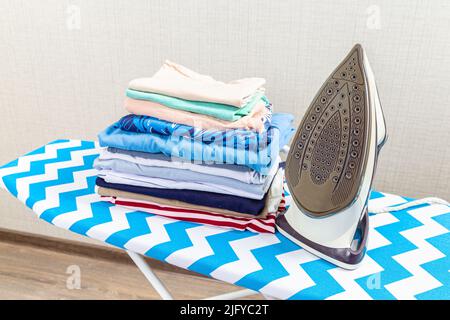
[99,172,289,233]
[100,194,286,233]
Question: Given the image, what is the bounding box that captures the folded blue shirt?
[98,113,295,175]
[117,111,273,150]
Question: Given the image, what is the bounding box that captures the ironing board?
[0,139,449,300]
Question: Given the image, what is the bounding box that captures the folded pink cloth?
[124,97,269,132]
[129,60,266,107]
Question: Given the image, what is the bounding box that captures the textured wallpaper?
[0,0,449,240]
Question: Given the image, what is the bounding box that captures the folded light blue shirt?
[107,147,274,184]
[98,113,295,175]
[94,157,273,199]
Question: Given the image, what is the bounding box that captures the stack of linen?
[95,61,295,233]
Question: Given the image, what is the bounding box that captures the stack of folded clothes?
[95,61,295,233]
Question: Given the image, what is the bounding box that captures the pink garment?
[129,60,266,107]
[124,97,269,132]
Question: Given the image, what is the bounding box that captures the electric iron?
[277,44,387,269]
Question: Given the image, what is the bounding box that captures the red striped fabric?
[100,191,287,233]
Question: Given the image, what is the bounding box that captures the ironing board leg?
[126,250,267,300]
[126,250,174,300]
[124,145,291,300]
[203,289,258,300]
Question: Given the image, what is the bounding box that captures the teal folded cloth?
[126,89,265,121]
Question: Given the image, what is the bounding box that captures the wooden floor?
[0,230,263,300]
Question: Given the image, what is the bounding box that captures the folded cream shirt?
[124,97,269,132]
[129,60,266,107]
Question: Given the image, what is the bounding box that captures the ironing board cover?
[0,140,448,300]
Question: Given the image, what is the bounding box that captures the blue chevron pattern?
[291,259,344,299]
[104,211,152,248]
[0,139,449,300]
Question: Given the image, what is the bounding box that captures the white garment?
[98,170,266,200]
[129,60,266,107]
[98,149,279,185]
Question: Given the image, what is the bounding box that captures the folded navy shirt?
[96,177,266,215]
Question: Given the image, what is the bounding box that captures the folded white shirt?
[98,170,266,200]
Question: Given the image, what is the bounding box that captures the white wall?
[0,0,449,241]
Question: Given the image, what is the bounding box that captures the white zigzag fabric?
[0,139,448,300]
[124,216,177,254]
